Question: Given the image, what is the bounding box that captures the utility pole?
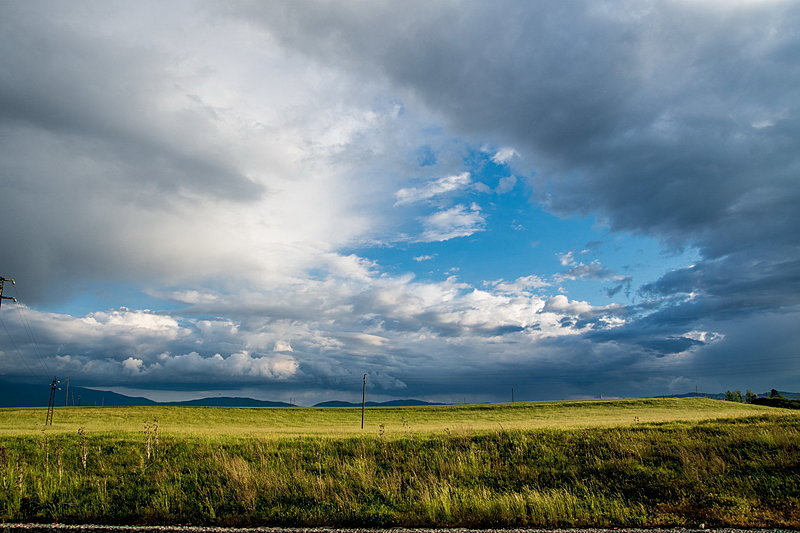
[64,377,70,407]
[0,277,16,309]
[45,377,59,426]
[361,374,367,429]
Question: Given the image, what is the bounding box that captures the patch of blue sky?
[45,283,184,317]
[351,145,698,307]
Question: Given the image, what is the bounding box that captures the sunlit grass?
[0,397,782,437]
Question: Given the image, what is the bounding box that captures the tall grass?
[0,414,798,527]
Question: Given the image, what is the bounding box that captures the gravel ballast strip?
[2,527,798,533]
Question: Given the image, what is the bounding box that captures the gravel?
[1,526,798,533]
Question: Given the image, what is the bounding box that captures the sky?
[0,0,798,405]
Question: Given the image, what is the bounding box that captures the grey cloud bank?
[0,0,797,403]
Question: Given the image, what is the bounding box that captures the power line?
[13,303,51,376]
[1,277,59,419]
[0,278,42,379]
[0,314,39,378]
[7,281,52,377]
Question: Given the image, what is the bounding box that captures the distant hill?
[0,381,292,408]
[314,399,445,407]
[0,381,434,409]
[162,397,295,408]
[657,391,800,400]
[3,380,796,409]
[0,380,158,408]
[655,392,726,400]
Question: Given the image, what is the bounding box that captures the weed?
[144,417,159,460]
[56,446,63,483]
[78,427,88,469]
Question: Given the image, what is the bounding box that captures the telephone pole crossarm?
[0,277,16,309]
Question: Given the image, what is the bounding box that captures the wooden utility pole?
[45,377,59,426]
[64,377,70,407]
[361,374,367,429]
[0,277,16,309]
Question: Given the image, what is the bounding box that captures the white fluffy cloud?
[491,147,518,164]
[394,172,472,205]
[0,263,637,401]
[417,204,486,242]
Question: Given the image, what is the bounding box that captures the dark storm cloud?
[0,3,263,203]
[0,2,265,302]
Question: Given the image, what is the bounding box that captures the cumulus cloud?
[486,275,550,295]
[417,204,486,242]
[495,175,517,194]
[394,172,471,205]
[555,260,628,283]
[491,147,518,164]
[553,251,632,298]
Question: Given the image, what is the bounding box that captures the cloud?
[555,260,629,283]
[416,204,486,242]
[553,252,632,297]
[0,267,625,398]
[122,357,145,375]
[240,0,800,321]
[394,172,471,205]
[486,275,550,295]
[2,1,799,402]
[491,147,518,164]
[0,0,439,303]
[273,340,294,352]
[496,175,517,194]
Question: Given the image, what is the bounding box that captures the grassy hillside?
[0,397,782,437]
[0,398,798,527]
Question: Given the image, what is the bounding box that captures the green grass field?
[0,397,784,437]
[0,398,798,528]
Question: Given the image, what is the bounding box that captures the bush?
[751,397,800,410]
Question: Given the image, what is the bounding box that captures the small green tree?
[745,390,758,403]
[770,388,784,399]
[724,390,743,402]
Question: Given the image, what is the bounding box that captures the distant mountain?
[0,381,291,408]
[768,391,800,399]
[162,397,295,407]
[314,399,445,407]
[0,382,438,409]
[0,380,157,408]
[5,380,795,409]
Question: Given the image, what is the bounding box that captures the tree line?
[725,388,800,409]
